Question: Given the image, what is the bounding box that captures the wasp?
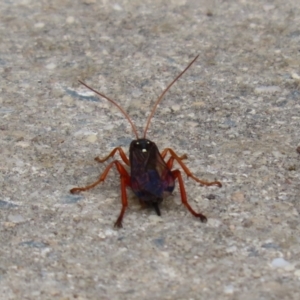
[70,55,222,227]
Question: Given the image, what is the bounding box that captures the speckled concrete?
[1,0,300,299]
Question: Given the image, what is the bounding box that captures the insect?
[70,55,222,227]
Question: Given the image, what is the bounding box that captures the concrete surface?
[1,0,300,299]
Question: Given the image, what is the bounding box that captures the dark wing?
[130,143,175,202]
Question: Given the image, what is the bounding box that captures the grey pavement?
[1,0,300,299]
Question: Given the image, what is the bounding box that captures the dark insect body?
[70,55,222,228]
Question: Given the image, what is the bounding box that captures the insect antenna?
[78,80,139,139]
[143,55,199,138]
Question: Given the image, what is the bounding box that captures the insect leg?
[165,152,189,169]
[95,147,130,166]
[70,160,125,193]
[70,160,130,228]
[160,148,187,161]
[114,163,130,228]
[172,169,207,222]
[163,148,222,187]
[165,156,175,169]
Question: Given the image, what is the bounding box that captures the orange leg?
[161,148,187,161]
[165,156,175,169]
[172,169,207,222]
[94,147,130,166]
[70,160,130,228]
[162,148,222,187]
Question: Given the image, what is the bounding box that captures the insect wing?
[130,142,175,201]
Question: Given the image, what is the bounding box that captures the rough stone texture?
[1,0,300,299]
